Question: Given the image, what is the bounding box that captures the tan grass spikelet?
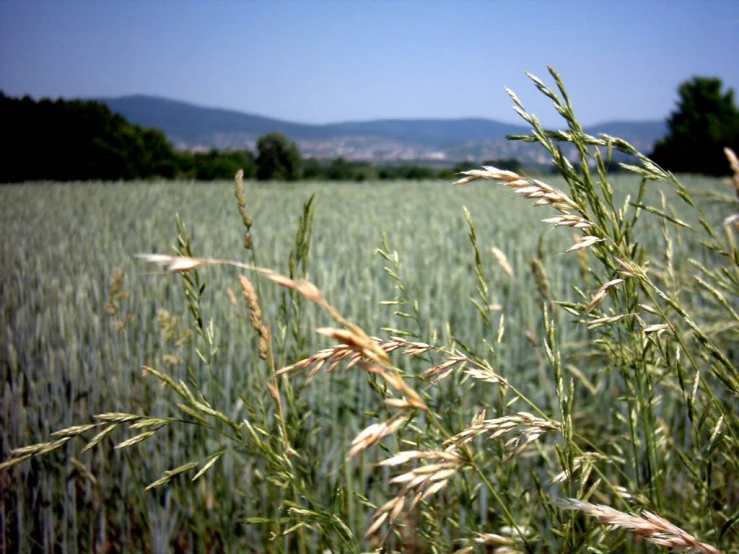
[725,147,739,198]
[275,336,433,378]
[463,366,507,385]
[238,274,270,360]
[365,449,464,537]
[445,412,560,461]
[542,214,592,229]
[566,235,605,253]
[491,246,515,278]
[454,165,578,212]
[136,254,210,273]
[347,416,407,459]
[316,327,390,368]
[233,168,253,230]
[551,498,720,554]
[421,355,467,383]
[358,361,427,411]
[583,278,624,314]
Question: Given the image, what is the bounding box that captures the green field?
[2,174,737,552]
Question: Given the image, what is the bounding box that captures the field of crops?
[2,172,737,552]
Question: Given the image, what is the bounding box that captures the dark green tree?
[0,92,184,182]
[651,77,739,176]
[255,132,302,181]
[302,158,324,180]
[326,157,353,180]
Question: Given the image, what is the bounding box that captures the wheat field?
[2,166,736,552]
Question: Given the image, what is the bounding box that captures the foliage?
[0,91,261,183]
[651,77,739,175]
[178,148,256,181]
[0,91,182,182]
[2,70,738,553]
[255,131,303,181]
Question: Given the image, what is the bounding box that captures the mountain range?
[100,95,668,164]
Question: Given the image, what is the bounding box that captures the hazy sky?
[1,1,738,126]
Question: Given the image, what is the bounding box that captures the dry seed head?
[446,412,560,456]
[552,498,719,554]
[275,343,353,377]
[363,512,389,538]
[365,451,463,537]
[390,336,434,355]
[422,356,466,383]
[542,214,592,229]
[347,416,407,458]
[492,246,515,278]
[238,275,270,360]
[723,213,739,230]
[384,398,417,410]
[475,534,517,546]
[266,381,279,402]
[566,235,605,253]
[725,147,739,198]
[583,278,624,314]
[360,362,427,410]
[615,257,641,278]
[225,286,237,306]
[136,254,209,273]
[276,335,393,377]
[454,166,577,212]
[389,496,405,521]
[264,271,296,289]
[586,313,636,327]
[378,449,462,467]
[472,409,486,426]
[294,279,324,304]
[643,323,670,334]
[238,275,261,322]
[464,366,506,385]
[277,335,440,380]
[234,169,253,230]
[317,327,388,367]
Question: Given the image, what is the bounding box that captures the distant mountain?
[99,95,667,163]
[99,95,326,143]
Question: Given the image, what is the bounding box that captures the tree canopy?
[651,77,739,176]
[255,132,302,181]
[1,92,183,182]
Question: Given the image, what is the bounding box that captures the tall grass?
[2,69,738,553]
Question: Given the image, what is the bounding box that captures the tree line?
[0,92,519,183]
[2,75,737,183]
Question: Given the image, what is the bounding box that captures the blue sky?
[1,1,737,126]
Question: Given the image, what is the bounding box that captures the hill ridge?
[99,94,667,162]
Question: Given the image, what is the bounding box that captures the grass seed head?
[551,498,720,554]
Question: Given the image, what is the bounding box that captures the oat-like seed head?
[551,498,720,554]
